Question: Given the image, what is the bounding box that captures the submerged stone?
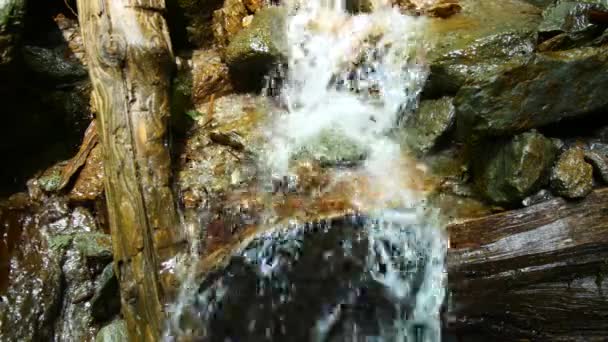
[95,320,128,342]
[292,129,369,167]
[474,131,557,204]
[399,97,455,155]
[455,46,608,138]
[225,7,287,87]
[551,147,594,198]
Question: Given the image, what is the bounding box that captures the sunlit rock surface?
[551,147,594,198]
[473,131,557,205]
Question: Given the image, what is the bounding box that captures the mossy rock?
[550,147,594,198]
[474,131,557,205]
[224,7,286,88]
[291,129,368,167]
[73,233,113,264]
[399,97,455,155]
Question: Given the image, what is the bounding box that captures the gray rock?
[550,148,594,198]
[474,131,558,204]
[96,320,128,342]
[455,46,608,139]
[399,97,455,155]
[91,263,121,322]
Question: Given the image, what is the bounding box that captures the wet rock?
[52,13,87,65]
[170,0,225,48]
[584,149,608,183]
[474,131,557,204]
[426,1,462,18]
[538,0,608,39]
[22,45,87,82]
[178,95,272,209]
[73,233,113,265]
[455,46,608,139]
[95,320,128,342]
[213,0,250,49]
[224,7,287,87]
[292,129,369,167]
[536,0,608,50]
[91,263,120,322]
[181,49,234,109]
[550,148,594,198]
[54,247,98,341]
[0,202,63,341]
[69,144,105,203]
[399,97,455,155]
[425,31,535,97]
[0,0,26,67]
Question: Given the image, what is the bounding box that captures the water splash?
[165,0,446,340]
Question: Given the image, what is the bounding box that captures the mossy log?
[446,188,608,340]
[76,0,183,340]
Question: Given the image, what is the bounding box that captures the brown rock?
[427,1,461,18]
[191,49,234,106]
[69,144,105,202]
[551,147,594,199]
[212,0,250,50]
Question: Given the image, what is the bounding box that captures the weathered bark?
[446,188,608,340]
[76,1,183,340]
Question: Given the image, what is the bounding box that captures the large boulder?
[224,7,287,87]
[0,0,26,67]
[455,46,608,139]
[424,0,542,98]
[474,131,558,204]
[550,147,594,198]
[425,32,535,97]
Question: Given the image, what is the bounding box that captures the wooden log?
[446,188,608,340]
[76,1,183,340]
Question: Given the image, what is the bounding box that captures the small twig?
[64,0,79,18]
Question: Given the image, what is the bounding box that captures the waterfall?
[166,0,446,340]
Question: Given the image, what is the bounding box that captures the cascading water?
[166,0,446,341]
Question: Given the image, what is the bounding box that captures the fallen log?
[446,188,608,340]
[76,0,184,340]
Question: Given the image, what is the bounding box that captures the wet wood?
[58,120,98,190]
[446,188,608,340]
[76,1,183,340]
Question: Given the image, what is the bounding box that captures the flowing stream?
[167,1,446,340]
